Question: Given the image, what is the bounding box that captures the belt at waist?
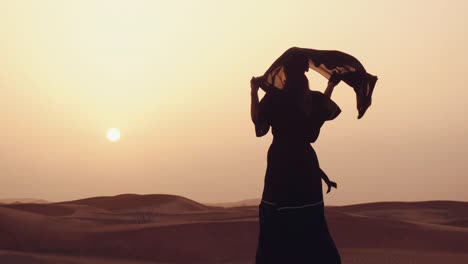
[272,137,310,144]
[261,200,323,211]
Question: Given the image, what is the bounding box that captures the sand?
[1,194,467,263]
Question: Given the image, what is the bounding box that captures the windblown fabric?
[257,47,378,119]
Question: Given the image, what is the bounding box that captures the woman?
[251,55,342,264]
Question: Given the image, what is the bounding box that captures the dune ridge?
[57,194,211,213]
[0,198,49,204]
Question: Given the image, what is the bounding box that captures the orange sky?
[1,0,467,205]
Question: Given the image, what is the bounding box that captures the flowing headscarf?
[256,47,378,119]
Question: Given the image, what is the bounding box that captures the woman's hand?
[328,72,342,87]
[324,73,341,98]
[250,77,260,123]
[251,77,261,94]
[326,181,338,193]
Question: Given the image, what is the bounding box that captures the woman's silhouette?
[251,54,341,263]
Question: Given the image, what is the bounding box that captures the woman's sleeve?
[254,94,271,137]
[305,92,341,143]
[317,92,341,122]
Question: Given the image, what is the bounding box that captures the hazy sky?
[1,0,467,205]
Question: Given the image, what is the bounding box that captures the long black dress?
[254,90,342,264]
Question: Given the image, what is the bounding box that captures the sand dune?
[0,250,158,264]
[333,201,468,227]
[340,248,468,264]
[208,198,260,208]
[0,198,49,204]
[326,208,468,254]
[1,195,467,263]
[2,203,76,216]
[57,194,211,213]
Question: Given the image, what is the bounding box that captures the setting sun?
[106,128,121,142]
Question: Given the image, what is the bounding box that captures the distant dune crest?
[208,198,260,208]
[58,193,211,213]
[0,198,49,204]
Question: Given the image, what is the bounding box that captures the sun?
[106,128,121,142]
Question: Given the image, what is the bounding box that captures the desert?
[1,194,467,263]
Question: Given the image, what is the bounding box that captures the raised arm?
[250,77,260,124]
[324,72,341,98]
[320,169,338,194]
